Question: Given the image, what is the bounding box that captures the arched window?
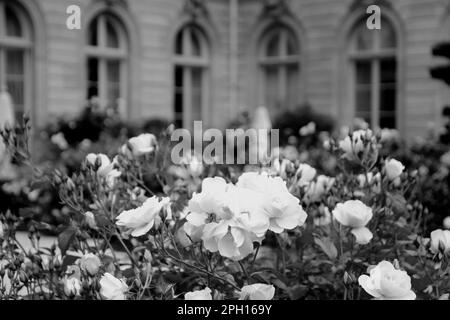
[173,24,210,128]
[349,18,398,129]
[0,1,33,121]
[258,25,300,116]
[85,12,128,113]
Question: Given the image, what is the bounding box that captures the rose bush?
[0,116,450,300]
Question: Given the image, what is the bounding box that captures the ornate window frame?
[336,3,405,131]
[82,1,140,120]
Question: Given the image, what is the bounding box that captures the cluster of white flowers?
[184,283,275,300]
[85,153,121,187]
[184,173,307,261]
[339,129,374,160]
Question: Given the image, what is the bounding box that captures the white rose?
[126,133,157,157]
[236,172,307,233]
[443,217,450,230]
[99,273,128,300]
[339,129,373,160]
[332,200,373,244]
[430,229,450,254]
[79,253,102,276]
[116,196,170,237]
[184,287,213,300]
[385,159,405,181]
[239,283,275,300]
[358,260,416,300]
[296,163,317,187]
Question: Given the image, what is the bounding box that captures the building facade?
[0,0,449,139]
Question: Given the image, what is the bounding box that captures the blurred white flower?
[63,265,81,297]
[443,217,450,230]
[314,206,331,227]
[299,122,316,136]
[50,132,68,150]
[239,283,275,300]
[63,276,81,297]
[305,175,335,203]
[358,260,416,300]
[79,253,102,276]
[296,163,317,187]
[0,221,3,238]
[85,153,121,187]
[116,196,170,237]
[99,273,128,300]
[380,128,400,143]
[357,172,381,193]
[430,229,450,254]
[83,211,97,229]
[123,133,157,157]
[385,159,405,181]
[339,129,373,160]
[440,151,450,167]
[332,200,373,244]
[184,287,212,300]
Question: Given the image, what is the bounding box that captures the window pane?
[380,59,396,84]
[287,32,299,55]
[380,115,396,129]
[264,65,280,111]
[380,59,396,127]
[87,58,99,99]
[266,31,280,57]
[355,61,372,124]
[175,29,183,55]
[354,22,373,51]
[356,61,371,84]
[6,49,25,118]
[191,68,202,121]
[286,65,299,109]
[5,5,22,37]
[106,17,120,48]
[88,18,98,46]
[380,19,396,49]
[106,60,120,107]
[174,66,184,128]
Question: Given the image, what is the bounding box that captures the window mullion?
[372,59,380,129]
[99,59,107,108]
[184,67,192,128]
[0,2,5,38]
